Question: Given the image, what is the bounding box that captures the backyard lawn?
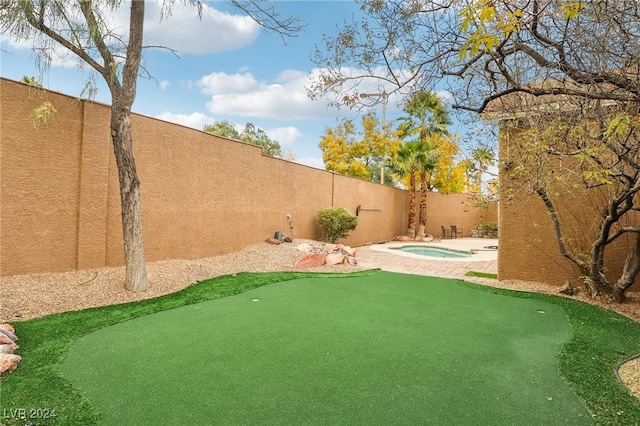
[2,271,640,425]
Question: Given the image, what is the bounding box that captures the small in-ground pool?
[390,245,472,259]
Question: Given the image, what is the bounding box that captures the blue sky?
[0,1,488,170]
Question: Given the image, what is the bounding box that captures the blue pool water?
[390,246,473,258]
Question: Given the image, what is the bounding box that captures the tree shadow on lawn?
[1,270,639,425]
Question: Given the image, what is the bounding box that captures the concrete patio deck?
[356,238,498,283]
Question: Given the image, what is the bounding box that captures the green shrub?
[317,207,358,243]
[475,222,498,238]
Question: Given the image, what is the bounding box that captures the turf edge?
[456,280,640,426]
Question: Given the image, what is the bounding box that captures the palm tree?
[389,141,422,237]
[397,91,451,236]
[471,146,496,194]
[415,142,440,237]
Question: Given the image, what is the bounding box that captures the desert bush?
[475,222,498,238]
[317,207,358,243]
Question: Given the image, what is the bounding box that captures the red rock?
[0,334,13,345]
[341,245,357,257]
[326,253,346,265]
[323,243,339,251]
[394,235,413,241]
[294,253,327,268]
[0,324,15,333]
[265,237,280,245]
[0,353,21,375]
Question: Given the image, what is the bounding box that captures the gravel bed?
[1,239,638,398]
[0,240,362,322]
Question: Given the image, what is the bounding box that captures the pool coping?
[368,239,499,262]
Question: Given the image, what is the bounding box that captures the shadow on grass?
[1,270,639,425]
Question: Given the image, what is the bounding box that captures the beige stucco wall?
[1,78,494,277]
[498,125,640,291]
[421,192,498,238]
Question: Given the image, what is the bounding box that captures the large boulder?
[294,253,327,268]
[325,253,346,265]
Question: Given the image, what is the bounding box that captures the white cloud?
[155,111,213,130]
[200,68,343,121]
[159,80,170,91]
[266,127,303,146]
[1,1,260,67]
[198,72,260,95]
[143,2,261,54]
[275,69,307,83]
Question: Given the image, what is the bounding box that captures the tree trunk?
[418,171,427,237]
[111,102,149,292]
[613,278,631,303]
[585,272,612,300]
[612,234,640,302]
[407,172,417,237]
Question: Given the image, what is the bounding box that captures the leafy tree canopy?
[319,114,400,182]
[310,0,640,114]
[204,121,289,159]
[395,91,468,193]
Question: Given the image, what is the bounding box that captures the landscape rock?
[0,324,15,333]
[265,237,280,245]
[293,243,357,268]
[0,353,21,375]
[340,245,357,257]
[0,327,18,342]
[294,253,327,268]
[274,231,285,242]
[0,334,14,346]
[0,344,16,354]
[394,236,414,241]
[296,243,312,252]
[559,280,578,296]
[325,253,346,265]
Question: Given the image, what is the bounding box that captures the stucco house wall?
[498,124,640,291]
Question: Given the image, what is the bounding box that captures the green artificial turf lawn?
[465,271,498,279]
[60,271,588,425]
[2,270,640,425]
